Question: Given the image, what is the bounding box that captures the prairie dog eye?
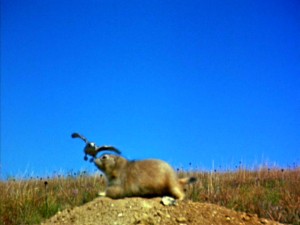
[101,154,109,160]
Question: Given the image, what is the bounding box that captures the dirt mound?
[41,197,283,225]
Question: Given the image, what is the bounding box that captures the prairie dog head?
[94,154,127,178]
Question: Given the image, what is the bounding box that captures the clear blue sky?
[1,0,300,178]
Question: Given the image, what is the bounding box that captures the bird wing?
[71,133,88,143]
[96,145,121,154]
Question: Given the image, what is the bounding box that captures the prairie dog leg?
[105,186,124,199]
[170,186,185,200]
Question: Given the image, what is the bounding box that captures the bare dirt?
[41,197,284,225]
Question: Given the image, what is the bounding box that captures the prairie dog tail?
[178,177,197,186]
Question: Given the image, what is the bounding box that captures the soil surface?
[41,197,283,225]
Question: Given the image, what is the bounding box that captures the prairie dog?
[94,154,196,200]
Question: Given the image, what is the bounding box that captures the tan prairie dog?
[94,154,196,200]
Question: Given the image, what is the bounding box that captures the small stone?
[156,211,163,217]
[117,213,123,217]
[241,214,250,221]
[141,201,153,209]
[142,213,148,218]
[161,196,177,206]
[176,217,187,223]
[260,219,268,224]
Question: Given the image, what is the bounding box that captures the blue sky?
[1,0,300,178]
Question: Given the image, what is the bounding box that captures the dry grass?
[183,167,300,225]
[1,167,299,225]
[0,172,106,225]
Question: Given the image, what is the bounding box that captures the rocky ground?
[41,197,284,225]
